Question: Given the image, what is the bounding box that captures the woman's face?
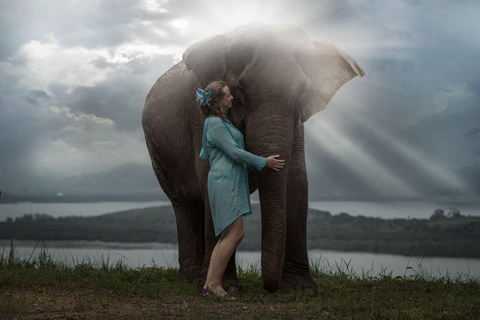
[219,85,233,111]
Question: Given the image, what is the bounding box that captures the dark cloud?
[61,55,174,133]
[25,90,51,105]
[467,129,480,136]
[90,57,115,69]
[467,74,480,96]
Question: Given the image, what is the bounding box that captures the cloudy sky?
[0,0,479,200]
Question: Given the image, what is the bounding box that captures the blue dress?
[199,116,267,236]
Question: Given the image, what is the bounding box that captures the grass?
[1,241,480,319]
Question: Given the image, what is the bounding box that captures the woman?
[197,80,285,300]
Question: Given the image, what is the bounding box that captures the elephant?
[142,22,364,293]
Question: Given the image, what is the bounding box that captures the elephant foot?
[222,277,243,294]
[280,271,318,295]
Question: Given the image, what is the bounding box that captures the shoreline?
[0,239,178,250]
[2,240,480,263]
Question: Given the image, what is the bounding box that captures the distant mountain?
[4,162,168,202]
[57,162,161,195]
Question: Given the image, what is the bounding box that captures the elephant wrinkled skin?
[142,22,364,293]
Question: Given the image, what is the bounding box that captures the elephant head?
[183,22,364,292]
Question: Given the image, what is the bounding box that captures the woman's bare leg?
[204,216,244,296]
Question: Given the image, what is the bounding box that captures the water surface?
[3,240,479,281]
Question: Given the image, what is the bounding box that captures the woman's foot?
[202,284,236,301]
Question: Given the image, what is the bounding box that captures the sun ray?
[306,85,472,197]
[306,116,417,197]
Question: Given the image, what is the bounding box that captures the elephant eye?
[234,84,247,105]
[239,119,246,130]
[238,86,246,98]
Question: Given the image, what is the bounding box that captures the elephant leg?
[170,195,205,286]
[202,196,242,293]
[281,123,318,294]
[146,143,205,285]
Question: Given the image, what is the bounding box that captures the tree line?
[1,205,479,258]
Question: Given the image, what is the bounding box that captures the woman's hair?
[198,80,227,121]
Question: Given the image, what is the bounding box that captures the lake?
[1,200,479,221]
[2,240,479,281]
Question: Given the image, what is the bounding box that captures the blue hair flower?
[195,88,212,107]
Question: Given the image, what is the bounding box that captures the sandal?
[202,286,236,301]
[201,287,211,297]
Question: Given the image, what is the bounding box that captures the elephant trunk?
[245,111,294,292]
[258,167,288,292]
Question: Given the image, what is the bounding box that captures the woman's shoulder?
[207,116,226,128]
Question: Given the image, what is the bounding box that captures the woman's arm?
[209,122,267,171]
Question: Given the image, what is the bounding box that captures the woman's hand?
[265,155,285,171]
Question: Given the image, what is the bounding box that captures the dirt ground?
[1,287,293,319]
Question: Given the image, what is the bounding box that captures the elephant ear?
[301,42,365,122]
[182,34,229,87]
